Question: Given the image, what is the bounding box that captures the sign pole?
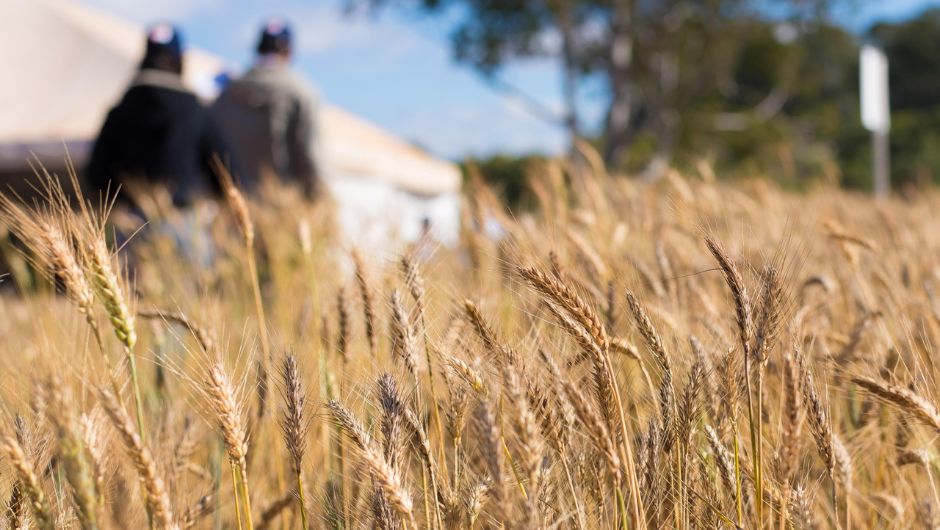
[860,44,891,199]
[872,129,889,199]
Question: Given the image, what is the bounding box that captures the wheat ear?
[279,354,310,529]
[99,389,175,530]
[1,435,54,530]
[327,400,417,529]
[351,248,377,356]
[853,375,940,433]
[87,236,146,437]
[205,360,253,530]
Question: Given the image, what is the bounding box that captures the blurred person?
[86,23,230,208]
[212,17,321,200]
[86,23,231,269]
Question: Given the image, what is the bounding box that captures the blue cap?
[145,22,183,59]
[257,17,292,54]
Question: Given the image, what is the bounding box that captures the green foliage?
[461,154,545,208]
[872,10,940,111]
[618,10,940,191]
[868,9,940,189]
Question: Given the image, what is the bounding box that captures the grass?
[0,155,939,529]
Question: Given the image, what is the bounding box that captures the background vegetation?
[428,6,940,205]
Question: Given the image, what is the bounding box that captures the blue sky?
[85,0,940,160]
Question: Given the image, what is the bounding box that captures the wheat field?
[1,155,939,530]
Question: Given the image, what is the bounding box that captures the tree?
[354,0,862,177]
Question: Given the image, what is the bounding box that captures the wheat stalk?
[352,248,377,356]
[853,375,940,433]
[205,360,253,530]
[81,236,150,450]
[216,162,271,410]
[327,399,417,529]
[390,290,420,376]
[47,383,101,529]
[463,299,519,365]
[705,236,762,525]
[1,434,54,530]
[279,354,310,528]
[99,389,174,530]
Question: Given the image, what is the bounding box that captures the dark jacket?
[212,62,320,199]
[87,69,229,206]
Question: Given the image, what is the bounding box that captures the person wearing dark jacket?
[87,23,229,207]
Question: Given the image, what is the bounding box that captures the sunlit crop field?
[1,156,939,530]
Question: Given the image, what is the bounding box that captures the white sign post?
[860,44,891,198]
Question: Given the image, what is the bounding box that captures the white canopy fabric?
[0,0,462,198]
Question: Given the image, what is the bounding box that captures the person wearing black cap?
[212,17,321,200]
[87,23,231,207]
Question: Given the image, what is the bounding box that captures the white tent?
[0,0,462,246]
